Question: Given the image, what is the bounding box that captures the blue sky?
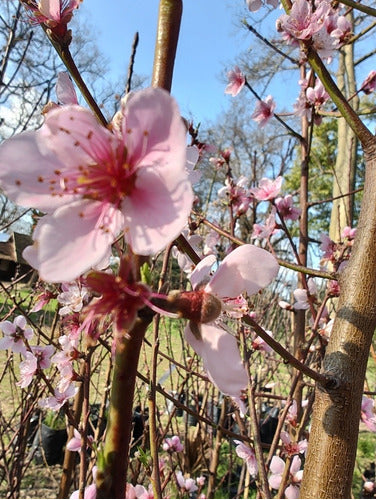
[79,0,268,126]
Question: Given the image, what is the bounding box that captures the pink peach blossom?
[251,96,276,127]
[0,88,193,282]
[0,315,34,356]
[176,471,198,494]
[185,245,279,400]
[225,66,245,97]
[280,431,308,457]
[32,344,55,369]
[361,396,376,432]
[341,226,357,240]
[251,177,282,201]
[39,382,78,411]
[18,352,38,388]
[57,281,89,316]
[67,428,94,452]
[234,440,258,476]
[277,0,331,41]
[162,435,184,453]
[275,195,301,221]
[218,176,253,216]
[361,70,376,95]
[251,209,278,240]
[293,278,317,310]
[269,455,303,498]
[24,0,81,41]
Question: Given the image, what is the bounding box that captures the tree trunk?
[300,139,376,498]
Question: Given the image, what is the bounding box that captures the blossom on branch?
[360,70,376,95]
[225,66,245,97]
[0,87,193,282]
[170,245,279,401]
[234,440,258,476]
[0,315,34,356]
[251,177,282,201]
[275,195,301,221]
[22,0,82,42]
[269,455,303,498]
[251,96,276,128]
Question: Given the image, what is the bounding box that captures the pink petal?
[39,0,61,20]
[190,254,217,290]
[0,130,74,212]
[185,322,248,399]
[290,455,302,474]
[41,105,117,169]
[56,72,78,105]
[270,455,285,474]
[121,88,186,168]
[269,473,282,490]
[23,200,123,282]
[206,245,279,298]
[122,165,193,255]
[285,485,300,499]
[0,321,15,335]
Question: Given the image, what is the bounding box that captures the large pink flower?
[183,245,279,400]
[0,88,193,282]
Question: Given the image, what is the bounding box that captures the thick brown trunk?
[300,140,376,498]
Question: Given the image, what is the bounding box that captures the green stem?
[337,0,376,17]
[96,315,152,499]
[41,28,107,126]
[305,46,374,148]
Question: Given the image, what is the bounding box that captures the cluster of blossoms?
[320,225,357,272]
[0,278,96,410]
[234,400,307,499]
[294,72,330,123]
[218,175,253,217]
[277,0,352,61]
[224,66,276,128]
[250,176,301,240]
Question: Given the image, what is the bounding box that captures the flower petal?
[185,322,247,399]
[56,72,78,105]
[41,105,118,169]
[122,166,193,255]
[23,200,123,282]
[121,88,186,168]
[207,244,279,298]
[190,254,217,290]
[0,130,74,211]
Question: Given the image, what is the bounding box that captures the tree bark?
[300,139,376,498]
